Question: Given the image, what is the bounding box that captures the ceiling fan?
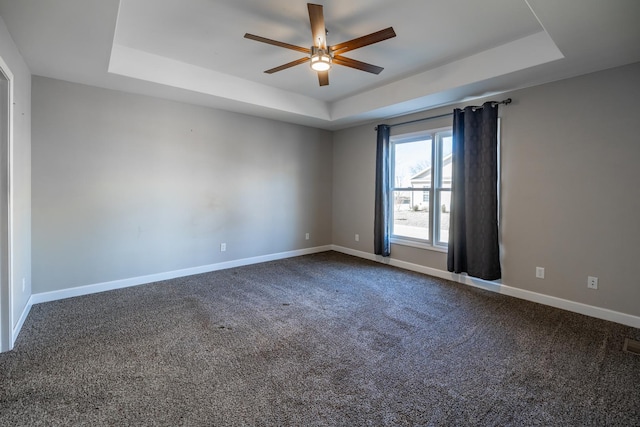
[244,3,396,86]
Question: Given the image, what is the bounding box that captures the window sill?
[390,237,448,253]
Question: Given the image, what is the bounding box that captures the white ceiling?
[1,0,639,130]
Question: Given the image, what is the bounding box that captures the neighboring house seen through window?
[390,128,452,249]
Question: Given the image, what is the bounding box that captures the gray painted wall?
[29,61,640,320]
[0,15,31,345]
[333,61,640,318]
[32,77,332,293]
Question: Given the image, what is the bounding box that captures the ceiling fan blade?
[333,55,384,74]
[307,3,327,48]
[264,57,310,74]
[330,27,396,54]
[318,71,329,86]
[244,33,310,54]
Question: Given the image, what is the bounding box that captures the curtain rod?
[375,98,512,131]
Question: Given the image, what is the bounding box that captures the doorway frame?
[0,54,14,352]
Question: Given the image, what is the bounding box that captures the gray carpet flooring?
[1,251,639,426]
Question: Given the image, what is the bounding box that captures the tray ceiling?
[1,0,639,129]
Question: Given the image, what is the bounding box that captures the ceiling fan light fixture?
[310,46,331,71]
[244,4,396,85]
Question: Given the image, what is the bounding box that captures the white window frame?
[389,127,452,252]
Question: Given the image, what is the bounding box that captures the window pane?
[393,138,432,188]
[392,190,429,240]
[438,190,451,244]
[441,135,453,189]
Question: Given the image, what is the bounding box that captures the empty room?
[1,0,639,425]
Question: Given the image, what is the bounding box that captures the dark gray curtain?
[374,125,391,257]
[447,102,501,280]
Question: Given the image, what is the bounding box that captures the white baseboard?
[30,245,333,305]
[12,296,33,348]
[20,243,640,343]
[331,245,640,329]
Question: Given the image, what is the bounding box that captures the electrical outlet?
[355,234,360,242]
[587,276,598,289]
[305,233,309,240]
[536,267,545,279]
[220,243,226,252]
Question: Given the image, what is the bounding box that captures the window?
[390,128,452,248]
